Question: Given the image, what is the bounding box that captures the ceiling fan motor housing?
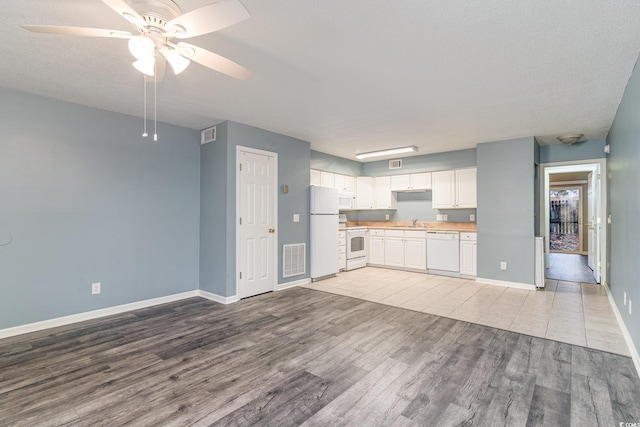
[126,0,182,31]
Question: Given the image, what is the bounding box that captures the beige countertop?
[345,221,477,232]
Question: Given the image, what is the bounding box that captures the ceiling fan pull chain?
[142,74,148,137]
[154,61,158,142]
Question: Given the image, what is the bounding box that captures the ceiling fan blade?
[166,0,249,39]
[100,0,146,29]
[23,25,131,39]
[176,42,250,80]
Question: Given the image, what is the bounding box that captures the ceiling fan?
[23,0,251,80]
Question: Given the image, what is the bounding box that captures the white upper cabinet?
[333,174,356,192]
[320,171,335,188]
[432,170,456,208]
[432,168,477,209]
[310,169,321,186]
[356,176,374,209]
[343,175,356,193]
[390,174,411,191]
[390,173,431,192]
[455,168,477,208]
[411,172,432,190]
[374,176,397,209]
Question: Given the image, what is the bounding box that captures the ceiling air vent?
[201,126,217,145]
[389,159,403,169]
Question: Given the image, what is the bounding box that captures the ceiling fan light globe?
[133,57,155,76]
[162,47,190,74]
[128,35,155,60]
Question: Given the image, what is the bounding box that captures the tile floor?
[547,252,597,283]
[302,267,630,356]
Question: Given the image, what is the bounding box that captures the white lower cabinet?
[368,229,385,266]
[384,233,405,268]
[459,232,477,276]
[383,230,427,271]
[404,235,427,270]
[338,230,346,271]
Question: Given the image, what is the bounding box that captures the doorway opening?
[549,185,584,254]
[541,160,606,285]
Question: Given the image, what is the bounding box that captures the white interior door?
[587,172,595,271]
[587,171,602,283]
[238,147,277,299]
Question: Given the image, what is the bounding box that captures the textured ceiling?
[2,0,640,161]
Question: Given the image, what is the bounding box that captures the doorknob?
[268,228,275,234]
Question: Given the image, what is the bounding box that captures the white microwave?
[338,191,356,211]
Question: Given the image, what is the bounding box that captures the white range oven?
[346,227,367,270]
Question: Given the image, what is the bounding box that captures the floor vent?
[283,243,306,278]
[201,126,217,144]
[389,159,402,169]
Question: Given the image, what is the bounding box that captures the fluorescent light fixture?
[356,146,418,160]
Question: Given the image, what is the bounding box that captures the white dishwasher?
[427,231,460,272]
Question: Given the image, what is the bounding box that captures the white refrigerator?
[310,185,339,280]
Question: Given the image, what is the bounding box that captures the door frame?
[540,159,607,284]
[235,145,278,298]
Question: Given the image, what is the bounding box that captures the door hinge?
[239,217,242,225]
[597,173,601,180]
[239,272,242,279]
[239,163,242,171]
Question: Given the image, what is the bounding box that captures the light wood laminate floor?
[1,288,639,426]
[302,267,629,356]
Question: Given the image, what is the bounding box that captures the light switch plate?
[443,214,448,221]
[293,214,299,223]
[436,214,443,221]
[470,214,475,221]
[500,262,507,270]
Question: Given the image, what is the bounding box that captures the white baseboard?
[277,277,311,291]
[198,290,238,304]
[475,277,536,291]
[603,282,640,378]
[0,290,199,340]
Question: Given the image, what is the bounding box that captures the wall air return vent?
[201,126,217,144]
[283,243,306,278]
[389,159,403,169]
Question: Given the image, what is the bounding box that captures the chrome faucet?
[412,219,418,227]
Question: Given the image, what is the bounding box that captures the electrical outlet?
[436,214,443,221]
[500,262,507,270]
[92,282,101,295]
[443,214,448,221]
[470,214,475,221]
[629,300,632,315]
[385,214,389,220]
[293,214,299,223]
[624,292,627,305]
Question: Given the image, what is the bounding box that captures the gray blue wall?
[200,122,230,296]
[200,121,311,297]
[311,150,362,176]
[0,88,201,329]
[477,137,536,285]
[606,55,640,357]
[361,148,476,176]
[539,139,606,164]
